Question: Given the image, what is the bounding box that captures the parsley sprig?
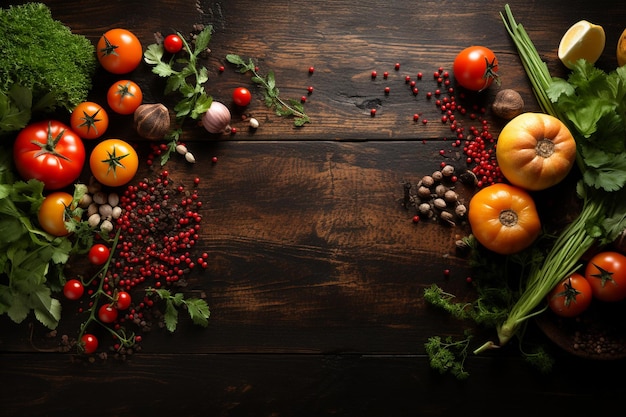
[144,27,214,164]
[146,288,210,332]
[226,54,311,126]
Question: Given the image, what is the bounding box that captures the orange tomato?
[468,183,541,255]
[70,101,109,139]
[38,191,74,236]
[89,139,139,187]
[495,112,576,191]
[96,28,143,74]
[107,80,143,115]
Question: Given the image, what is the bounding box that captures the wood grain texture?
[3,0,626,415]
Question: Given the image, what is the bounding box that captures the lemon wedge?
[558,20,605,69]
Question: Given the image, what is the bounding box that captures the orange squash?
[496,112,576,191]
[468,183,541,255]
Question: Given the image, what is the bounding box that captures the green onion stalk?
[495,5,626,346]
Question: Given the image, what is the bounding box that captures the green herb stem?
[497,195,601,345]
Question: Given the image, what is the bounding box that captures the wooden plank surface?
[2,0,626,415]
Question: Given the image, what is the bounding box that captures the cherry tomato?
[547,272,593,318]
[88,243,110,265]
[13,120,85,190]
[453,45,499,91]
[232,87,252,107]
[98,304,119,323]
[467,183,541,255]
[585,251,626,302]
[163,34,183,54]
[38,192,74,237]
[115,291,132,310]
[70,101,109,140]
[97,28,143,74]
[63,279,85,300]
[89,139,139,187]
[107,80,143,115]
[80,333,98,354]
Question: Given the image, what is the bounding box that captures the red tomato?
[70,101,109,140]
[107,80,143,115]
[80,334,98,354]
[13,120,85,190]
[88,243,110,265]
[547,273,592,317]
[98,304,119,323]
[453,46,499,91]
[233,87,252,107]
[163,34,183,53]
[585,251,626,302]
[63,279,85,300]
[38,192,74,237]
[115,291,132,310]
[97,28,143,74]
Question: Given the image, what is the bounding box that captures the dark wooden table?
[2,0,626,416]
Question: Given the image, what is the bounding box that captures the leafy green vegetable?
[144,26,214,164]
[0,3,96,135]
[146,288,210,332]
[226,54,311,126]
[0,148,83,329]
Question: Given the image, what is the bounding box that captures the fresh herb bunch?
[0,149,94,329]
[226,54,311,126]
[144,26,214,164]
[146,288,210,332]
[0,3,96,135]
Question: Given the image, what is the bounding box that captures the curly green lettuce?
[0,2,96,135]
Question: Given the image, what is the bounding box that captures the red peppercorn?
[370,108,377,117]
[301,96,307,103]
[394,63,400,70]
[412,215,420,223]
[371,70,377,78]
[307,86,314,94]
[308,66,315,74]
[383,71,389,79]
[384,87,390,94]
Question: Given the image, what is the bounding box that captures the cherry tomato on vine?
[232,87,252,107]
[98,304,119,323]
[80,334,98,354]
[38,192,74,237]
[453,45,499,91]
[585,251,626,302]
[89,138,139,187]
[107,80,143,115]
[547,272,593,318]
[115,291,132,310]
[88,243,110,265]
[63,279,85,301]
[97,28,143,74]
[70,101,109,140]
[163,33,183,54]
[13,120,85,190]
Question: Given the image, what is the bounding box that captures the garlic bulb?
[202,101,231,134]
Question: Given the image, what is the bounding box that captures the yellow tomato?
[89,139,139,187]
[496,112,576,191]
[468,183,541,255]
[38,192,74,236]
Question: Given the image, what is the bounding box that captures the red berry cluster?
[113,169,207,293]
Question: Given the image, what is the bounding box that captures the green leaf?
[163,299,179,332]
[225,54,245,66]
[185,298,210,327]
[193,26,213,55]
[143,43,164,65]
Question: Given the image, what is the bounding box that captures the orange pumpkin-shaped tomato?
[496,112,576,191]
[468,183,541,255]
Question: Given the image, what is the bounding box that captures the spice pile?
[62,146,210,357]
